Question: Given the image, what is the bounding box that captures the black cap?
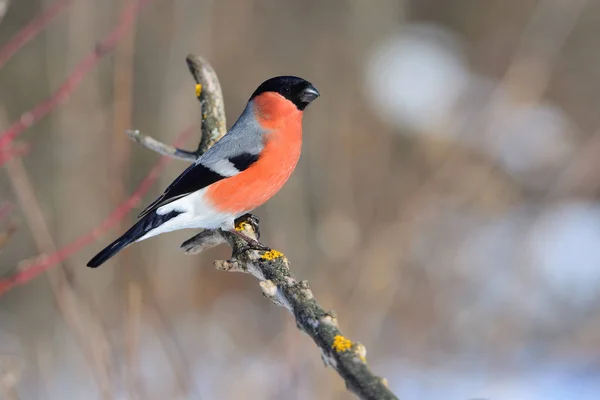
[250,76,320,110]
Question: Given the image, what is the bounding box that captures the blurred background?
[1,0,600,399]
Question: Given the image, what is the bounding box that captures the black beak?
[300,85,320,103]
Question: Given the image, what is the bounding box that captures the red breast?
[205,92,303,213]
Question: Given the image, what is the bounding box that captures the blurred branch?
[0,355,20,400]
[0,141,30,165]
[111,2,139,396]
[127,53,398,400]
[0,0,71,69]
[0,127,195,295]
[0,1,9,28]
[0,0,154,154]
[2,140,115,397]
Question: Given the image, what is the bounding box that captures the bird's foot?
[234,213,261,240]
[227,228,271,252]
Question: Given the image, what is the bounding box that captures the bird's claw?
[227,228,270,252]
[234,213,261,240]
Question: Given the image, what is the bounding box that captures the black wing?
[137,162,226,219]
[137,153,260,219]
[228,153,259,171]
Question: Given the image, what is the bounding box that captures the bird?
[87,76,320,268]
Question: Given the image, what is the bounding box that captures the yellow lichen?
[355,343,367,363]
[235,221,250,232]
[261,249,284,260]
[195,83,202,97]
[332,335,353,352]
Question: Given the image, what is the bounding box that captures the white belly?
[136,189,239,242]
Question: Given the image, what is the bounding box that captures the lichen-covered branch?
[189,222,398,400]
[127,53,399,400]
[185,53,227,155]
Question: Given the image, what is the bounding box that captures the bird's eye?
[282,87,291,96]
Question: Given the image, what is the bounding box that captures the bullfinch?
[87,76,319,268]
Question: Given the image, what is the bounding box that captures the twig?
[126,54,398,400]
[125,129,199,162]
[0,126,195,295]
[0,0,71,70]
[0,1,10,28]
[0,0,154,153]
[125,53,227,160]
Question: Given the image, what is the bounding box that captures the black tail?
[86,210,181,268]
[86,233,133,268]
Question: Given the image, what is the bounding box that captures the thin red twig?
[0,0,73,70]
[0,0,154,154]
[0,126,195,295]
